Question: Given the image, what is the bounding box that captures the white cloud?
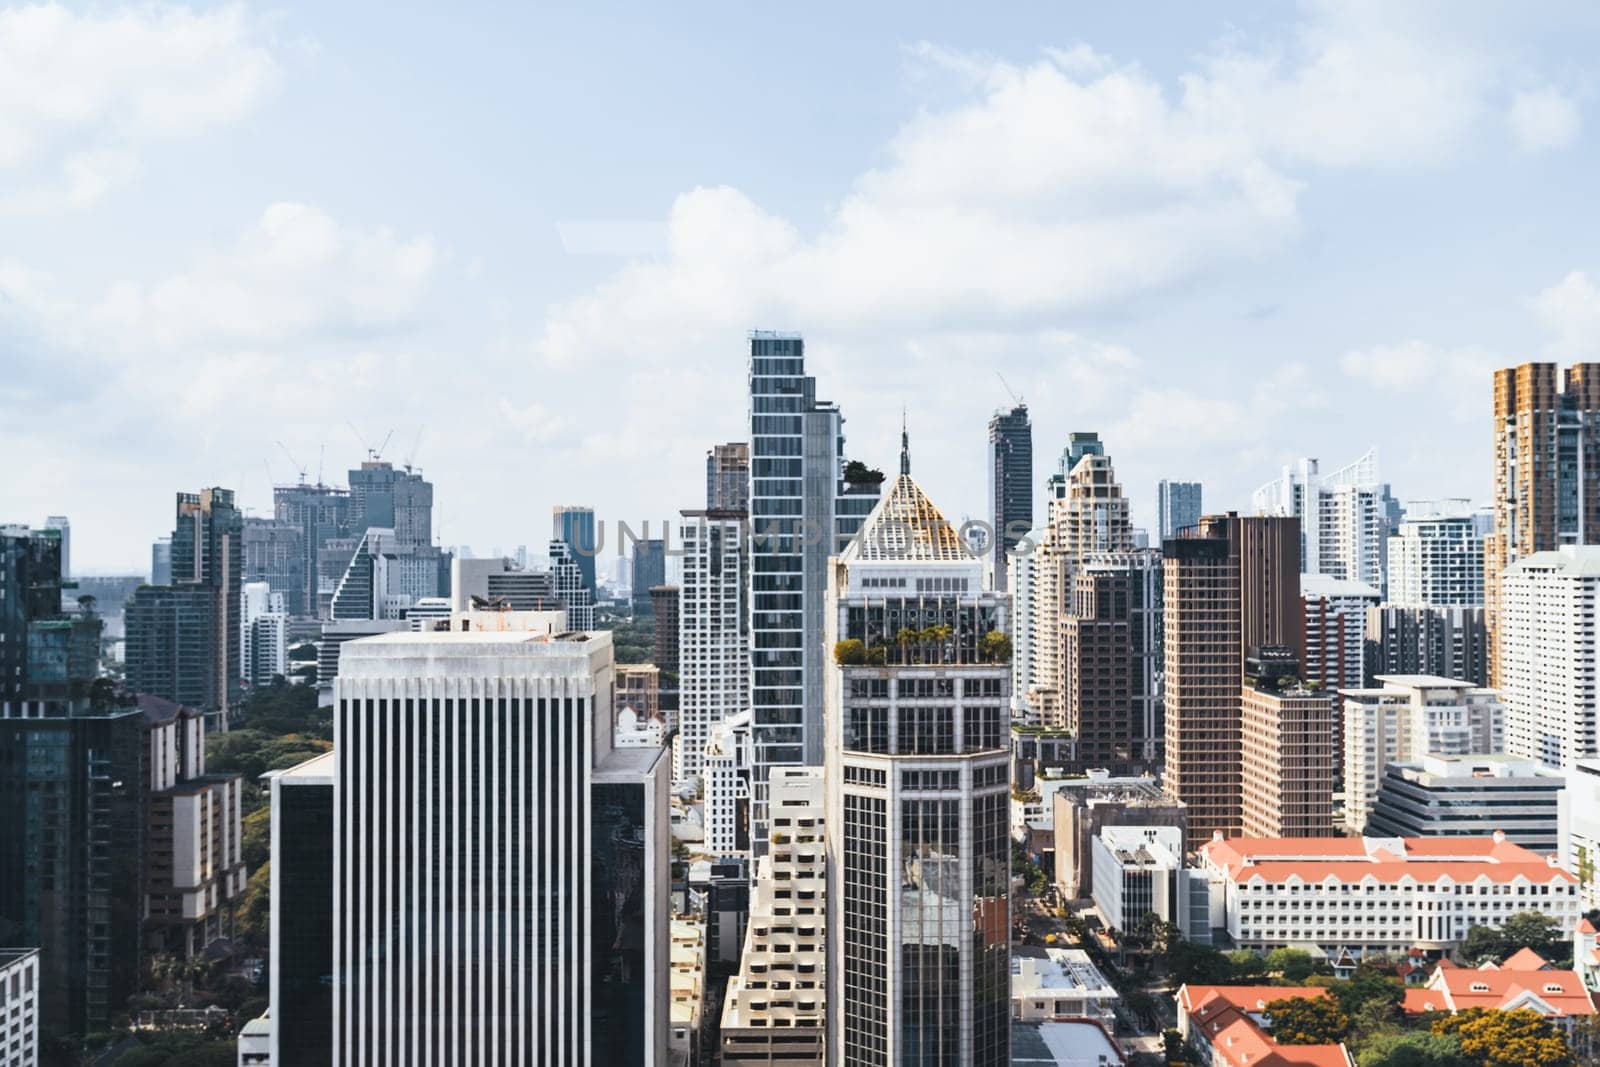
[1339,340,1500,420]
[1530,270,1600,358]
[1508,87,1581,153]
[0,2,279,208]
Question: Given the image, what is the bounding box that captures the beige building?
[1239,675,1335,839]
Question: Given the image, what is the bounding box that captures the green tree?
[1266,995,1349,1045]
[1162,1029,1186,1066]
[978,629,1012,663]
[1430,1007,1574,1067]
[1227,949,1268,981]
[235,863,271,952]
[1461,911,1563,965]
[1265,947,1320,982]
[833,638,866,665]
[1356,1031,1472,1067]
[1166,940,1235,985]
[241,806,271,873]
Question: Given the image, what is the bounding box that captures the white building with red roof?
[1176,985,1354,1067]
[1198,832,1578,959]
[1401,949,1597,1028]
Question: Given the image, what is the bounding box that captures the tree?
[1461,912,1563,965]
[1310,971,1404,1018]
[1166,940,1236,985]
[1430,1008,1574,1067]
[1265,996,1349,1045]
[833,639,866,666]
[1162,1029,1186,1066]
[843,460,885,487]
[978,629,1012,664]
[1356,1031,1472,1067]
[1265,947,1320,982]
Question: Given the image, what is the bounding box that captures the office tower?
[273,481,352,618]
[0,701,145,1040]
[1029,433,1136,729]
[548,538,596,630]
[1252,449,1397,594]
[632,539,666,617]
[824,442,1011,1066]
[1500,546,1600,769]
[242,516,306,616]
[1487,363,1600,685]
[707,442,751,512]
[450,556,556,611]
[1367,755,1562,852]
[747,331,879,853]
[720,766,826,1065]
[150,535,172,586]
[678,509,748,786]
[0,949,39,1067]
[42,516,68,581]
[650,584,680,714]
[1299,574,1379,692]
[140,695,246,959]
[705,711,753,857]
[0,526,90,707]
[263,752,334,1064]
[1061,552,1165,773]
[1341,676,1504,834]
[1387,503,1487,608]
[333,623,669,1065]
[348,459,433,546]
[1364,605,1488,686]
[241,581,289,688]
[1157,481,1202,541]
[1239,650,1335,838]
[1005,525,1045,719]
[1163,514,1301,849]
[552,505,598,599]
[126,488,243,728]
[987,402,1032,591]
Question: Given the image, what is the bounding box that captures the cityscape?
[6,5,1600,1067]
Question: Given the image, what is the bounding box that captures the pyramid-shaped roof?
[843,473,968,563]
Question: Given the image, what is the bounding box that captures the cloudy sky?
[5,1,1600,572]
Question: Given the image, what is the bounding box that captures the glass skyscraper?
[1157,479,1202,541]
[552,505,598,600]
[747,332,877,853]
[987,402,1031,591]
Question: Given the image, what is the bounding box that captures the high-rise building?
[151,535,172,586]
[242,516,306,617]
[1252,450,1397,595]
[1500,546,1600,769]
[1162,514,1301,849]
[1340,676,1504,834]
[747,331,878,852]
[1364,605,1488,686]
[650,584,680,714]
[449,556,556,612]
[1005,523,1046,720]
[1029,433,1137,730]
[1367,754,1561,852]
[1239,650,1335,839]
[348,460,433,547]
[987,403,1032,592]
[632,539,666,618]
[549,538,596,630]
[704,711,752,858]
[1,526,84,707]
[42,516,69,581]
[1157,481,1202,541]
[552,505,598,600]
[273,481,352,619]
[0,702,145,1040]
[240,581,288,688]
[263,751,334,1066]
[1299,574,1379,692]
[1387,503,1488,608]
[126,488,243,727]
[0,949,40,1067]
[333,625,670,1065]
[719,766,826,1065]
[1060,552,1164,774]
[1486,363,1600,685]
[706,442,751,513]
[677,511,747,786]
[1563,759,1600,909]
[824,440,1011,1066]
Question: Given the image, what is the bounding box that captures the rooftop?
[1506,545,1600,577]
[1178,986,1350,1067]
[1202,834,1573,885]
[1011,948,1116,997]
[842,471,970,564]
[1403,950,1596,1018]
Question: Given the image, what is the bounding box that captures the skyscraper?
[126,488,243,727]
[677,509,748,787]
[264,751,335,1066]
[332,625,669,1064]
[824,434,1011,1066]
[1499,546,1600,770]
[1061,552,1164,773]
[549,538,596,630]
[1252,450,1397,595]
[42,515,69,581]
[1299,574,1379,692]
[272,481,351,619]
[552,505,598,600]
[348,459,433,546]
[747,331,878,852]
[1157,480,1202,541]
[1162,514,1301,849]
[1486,363,1600,684]
[987,403,1032,591]
[632,539,666,618]
[242,516,306,616]
[1364,605,1488,686]
[707,442,751,512]
[1387,502,1489,608]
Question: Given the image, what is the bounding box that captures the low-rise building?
[0,948,39,1067]
[1090,826,1209,941]
[1199,833,1579,959]
[1176,985,1353,1067]
[616,704,668,748]
[1010,948,1119,1026]
[670,918,706,1066]
[1560,759,1600,910]
[1010,1019,1125,1067]
[1367,754,1563,852]
[1051,774,1185,902]
[1402,950,1595,1027]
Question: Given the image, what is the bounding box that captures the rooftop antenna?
[995,371,1024,407]
[900,406,910,476]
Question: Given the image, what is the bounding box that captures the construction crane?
[403,427,426,474]
[276,441,308,484]
[995,371,1024,407]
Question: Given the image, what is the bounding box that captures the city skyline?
[9,3,1600,570]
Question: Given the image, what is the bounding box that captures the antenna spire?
[900,407,910,476]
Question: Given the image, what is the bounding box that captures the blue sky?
[6,1,1600,571]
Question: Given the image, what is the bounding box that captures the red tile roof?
[1401,952,1597,1018]
[1178,986,1352,1067]
[1200,836,1573,886]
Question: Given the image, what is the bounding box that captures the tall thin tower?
[987,403,1032,591]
